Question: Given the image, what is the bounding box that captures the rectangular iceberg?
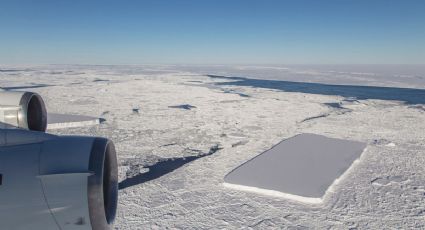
[224,133,366,203]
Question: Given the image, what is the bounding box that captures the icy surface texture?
[1,64,424,229]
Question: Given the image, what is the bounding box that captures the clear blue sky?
[0,0,424,65]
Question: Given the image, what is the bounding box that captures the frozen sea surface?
[1,64,424,229]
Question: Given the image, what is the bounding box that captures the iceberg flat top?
[225,133,366,201]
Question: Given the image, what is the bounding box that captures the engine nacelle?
[0,91,118,230]
[0,129,118,230]
[0,91,47,132]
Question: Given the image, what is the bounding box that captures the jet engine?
[0,91,47,131]
[0,91,118,230]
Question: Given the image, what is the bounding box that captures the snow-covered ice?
[47,113,100,129]
[224,133,367,203]
[1,64,424,229]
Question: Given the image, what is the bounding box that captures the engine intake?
[0,130,118,230]
[0,91,47,131]
[0,92,118,230]
[88,138,118,229]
